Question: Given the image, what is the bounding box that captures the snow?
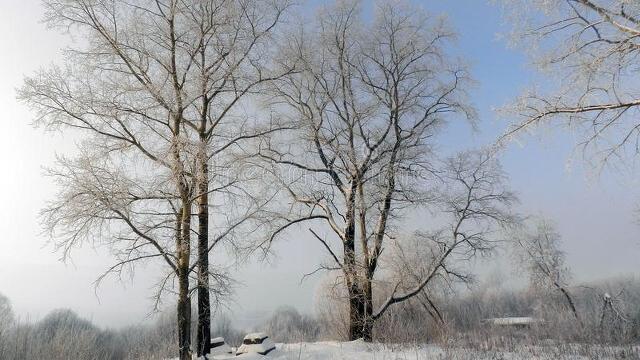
[234,340,442,359]
[209,337,232,357]
[235,335,275,356]
[205,340,445,360]
[183,340,637,360]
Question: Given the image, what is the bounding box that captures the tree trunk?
[177,204,192,360]
[348,283,365,340]
[362,279,373,342]
[196,158,211,357]
[177,270,191,360]
[344,183,363,341]
[347,279,374,341]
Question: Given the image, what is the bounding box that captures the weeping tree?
[501,0,640,168]
[261,0,516,341]
[19,0,288,358]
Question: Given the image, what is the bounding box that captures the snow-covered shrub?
[262,306,321,343]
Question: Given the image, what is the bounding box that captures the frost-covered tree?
[0,293,13,328]
[263,306,320,342]
[263,0,515,341]
[501,0,640,168]
[19,1,290,358]
[513,218,580,321]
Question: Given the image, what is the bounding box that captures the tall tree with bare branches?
[19,0,290,358]
[262,0,515,341]
[20,2,199,356]
[178,1,292,355]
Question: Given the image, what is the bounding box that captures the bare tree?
[0,293,13,328]
[512,218,580,322]
[179,1,292,355]
[262,0,513,341]
[18,1,289,358]
[500,0,640,168]
[18,2,205,356]
[37,147,197,358]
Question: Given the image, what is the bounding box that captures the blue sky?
[0,0,638,329]
[427,0,640,282]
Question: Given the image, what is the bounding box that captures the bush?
[262,306,321,343]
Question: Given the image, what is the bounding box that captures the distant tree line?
[316,274,640,346]
[2,270,640,359]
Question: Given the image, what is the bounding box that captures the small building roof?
[483,317,541,326]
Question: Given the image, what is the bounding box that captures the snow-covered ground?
[191,339,639,360]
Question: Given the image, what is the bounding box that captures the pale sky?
[0,0,638,329]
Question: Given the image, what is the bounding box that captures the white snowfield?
[183,339,637,360]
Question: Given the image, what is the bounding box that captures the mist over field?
[1,0,639,359]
